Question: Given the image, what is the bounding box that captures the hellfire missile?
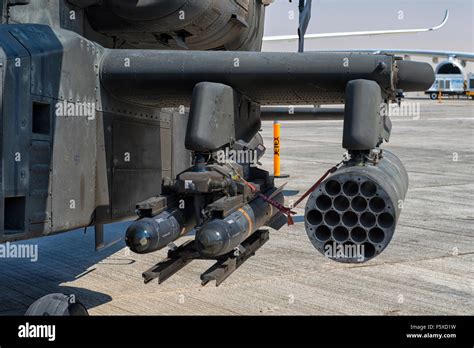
[195,189,284,258]
[125,208,195,254]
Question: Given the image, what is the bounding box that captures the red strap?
[241,180,296,225]
[293,165,339,208]
[240,162,342,226]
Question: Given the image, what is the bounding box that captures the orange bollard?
[273,120,289,178]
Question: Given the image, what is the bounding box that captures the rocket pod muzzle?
[305,150,408,263]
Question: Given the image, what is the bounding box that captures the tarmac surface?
[0,99,473,315]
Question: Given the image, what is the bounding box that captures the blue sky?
[263,0,474,52]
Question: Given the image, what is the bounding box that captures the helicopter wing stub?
[100,50,434,107]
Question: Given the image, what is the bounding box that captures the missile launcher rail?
[143,229,269,286]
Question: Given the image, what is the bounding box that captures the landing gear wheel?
[430,93,439,100]
[25,293,89,316]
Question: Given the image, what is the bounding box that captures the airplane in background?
[263,6,474,100]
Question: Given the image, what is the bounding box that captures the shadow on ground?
[0,222,131,315]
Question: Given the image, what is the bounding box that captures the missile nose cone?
[196,222,226,257]
[125,221,156,254]
[396,60,435,92]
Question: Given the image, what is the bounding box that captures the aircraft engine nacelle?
[79,0,268,51]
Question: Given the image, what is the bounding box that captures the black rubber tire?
[25,293,89,316]
[430,93,439,100]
